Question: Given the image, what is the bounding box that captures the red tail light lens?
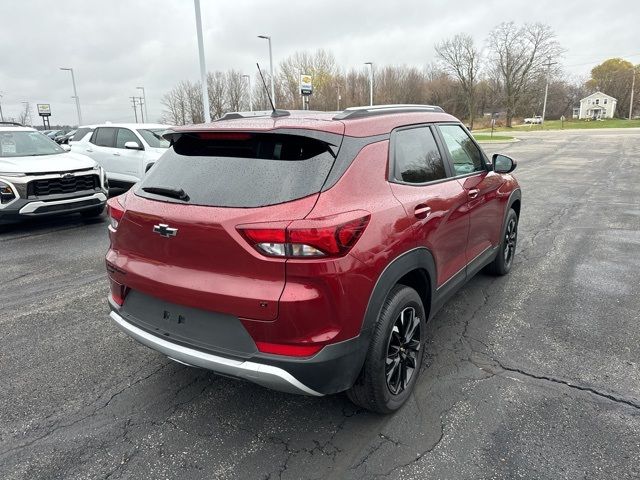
[237,211,370,259]
[107,195,126,230]
[109,278,129,306]
[256,341,324,357]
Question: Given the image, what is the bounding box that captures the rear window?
[137,132,337,208]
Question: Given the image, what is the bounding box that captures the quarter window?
[393,127,446,184]
[91,127,117,148]
[438,124,485,176]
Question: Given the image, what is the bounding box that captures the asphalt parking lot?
[2,129,639,479]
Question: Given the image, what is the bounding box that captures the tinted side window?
[71,128,92,142]
[91,127,116,147]
[438,124,484,176]
[116,128,140,149]
[393,126,446,184]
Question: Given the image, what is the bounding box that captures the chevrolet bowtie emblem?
[153,223,178,238]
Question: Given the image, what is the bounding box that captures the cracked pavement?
[1,129,639,479]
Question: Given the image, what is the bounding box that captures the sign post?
[37,104,51,130]
[299,74,312,110]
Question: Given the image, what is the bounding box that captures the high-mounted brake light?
[237,212,370,259]
[194,132,252,141]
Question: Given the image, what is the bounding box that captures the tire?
[81,205,105,218]
[347,285,426,414]
[485,208,518,276]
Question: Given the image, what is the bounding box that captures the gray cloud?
[1,0,638,125]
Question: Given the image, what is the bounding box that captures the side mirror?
[124,141,143,150]
[492,154,517,174]
[61,144,71,152]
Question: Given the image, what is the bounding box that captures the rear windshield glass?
[71,127,93,142]
[136,132,337,208]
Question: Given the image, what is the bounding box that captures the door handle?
[85,148,93,152]
[468,188,480,199]
[414,204,432,218]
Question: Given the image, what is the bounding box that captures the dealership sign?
[37,104,51,117]
[300,74,313,95]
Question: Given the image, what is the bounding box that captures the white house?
[577,92,617,120]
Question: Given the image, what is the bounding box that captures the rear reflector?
[237,211,370,259]
[256,341,324,357]
[109,278,129,306]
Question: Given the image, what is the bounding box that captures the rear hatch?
[108,128,344,321]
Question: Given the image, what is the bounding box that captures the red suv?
[106,105,520,413]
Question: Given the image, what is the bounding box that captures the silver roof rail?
[333,104,444,120]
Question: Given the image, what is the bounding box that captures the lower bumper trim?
[109,311,323,397]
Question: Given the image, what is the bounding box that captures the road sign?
[37,104,51,117]
[300,74,312,96]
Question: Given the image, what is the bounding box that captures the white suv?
[0,124,108,225]
[71,123,171,188]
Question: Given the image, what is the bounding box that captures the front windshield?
[0,131,64,157]
[137,129,170,148]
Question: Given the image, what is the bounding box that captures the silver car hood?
[0,151,98,174]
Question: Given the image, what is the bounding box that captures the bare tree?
[226,70,245,112]
[488,22,562,127]
[18,102,32,126]
[436,34,481,129]
[207,71,227,119]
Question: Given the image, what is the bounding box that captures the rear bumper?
[110,310,324,396]
[108,293,369,396]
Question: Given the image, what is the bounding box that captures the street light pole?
[242,74,253,112]
[137,86,148,122]
[0,93,4,122]
[365,62,373,106]
[60,67,83,125]
[193,0,211,123]
[258,35,275,107]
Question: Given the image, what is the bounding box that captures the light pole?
[60,67,82,125]
[365,62,373,106]
[242,74,253,112]
[258,35,275,107]
[193,0,211,123]
[137,86,148,122]
[0,93,4,122]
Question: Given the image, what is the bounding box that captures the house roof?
[580,91,617,102]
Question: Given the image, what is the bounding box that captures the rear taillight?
[109,278,129,306]
[107,195,126,231]
[237,211,370,259]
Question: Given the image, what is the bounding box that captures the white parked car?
[0,124,108,225]
[71,123,172,188]
[523,115,542,124]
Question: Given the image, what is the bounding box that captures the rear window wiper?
[142,186,190,201]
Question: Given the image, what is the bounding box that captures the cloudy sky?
[2,0,638,126]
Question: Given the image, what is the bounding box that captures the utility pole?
[541,57,557,126]
[337,84,341,111]
[130,97,139,122]
[137,96,145,122]
[629,70,636,120]
[0,93,4,122]
[365,62,373,106]
[137,86,148,121]
[193,0,211,123]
